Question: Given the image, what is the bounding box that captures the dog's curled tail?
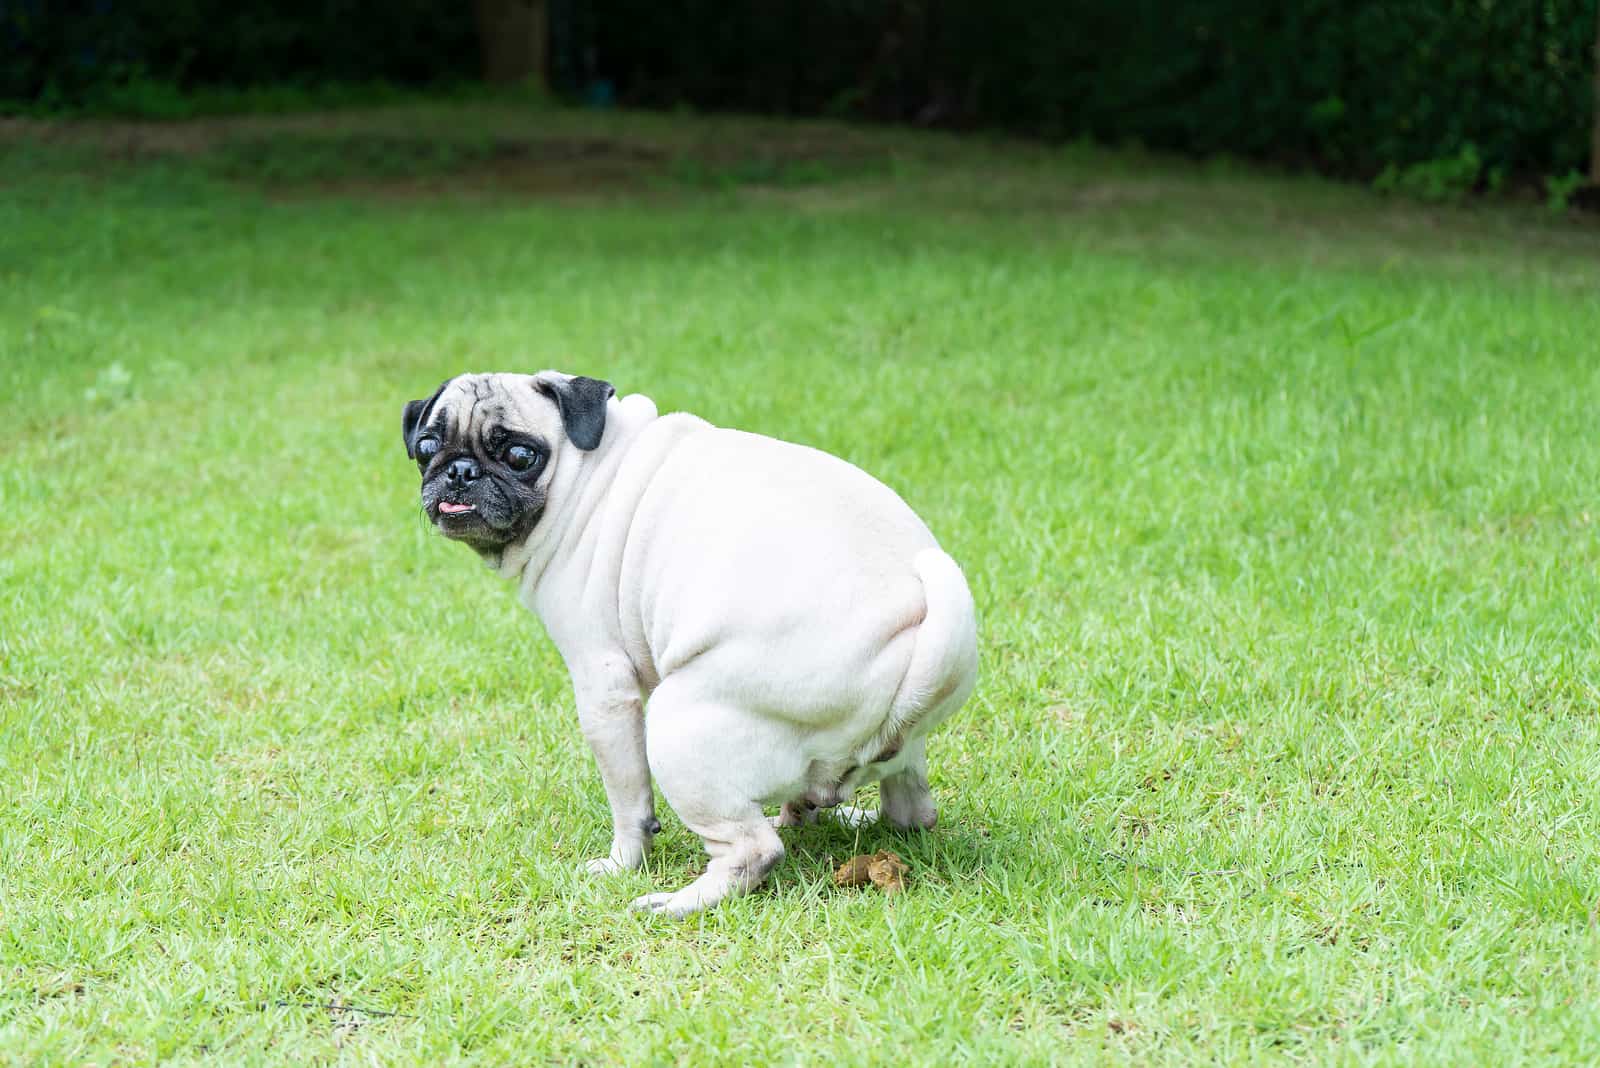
[887,547,979,738]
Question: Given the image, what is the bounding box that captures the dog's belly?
[621,428,940,744]
[806,742,917,803]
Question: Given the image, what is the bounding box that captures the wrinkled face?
[402,372,613,556]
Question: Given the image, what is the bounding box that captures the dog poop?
[833,855,874,887]
[834,851,908,896]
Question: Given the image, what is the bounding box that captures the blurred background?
[4,0,1598,203]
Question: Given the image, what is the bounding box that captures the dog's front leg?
[572,658,656,874]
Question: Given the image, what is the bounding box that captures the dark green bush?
[583,0,1596,181]
[1373,144,1485,203]
[0,0,478,109]
[3,1,1594,183]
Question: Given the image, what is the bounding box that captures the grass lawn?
[2,100,1599,1064]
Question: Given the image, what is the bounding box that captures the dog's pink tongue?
[438,502,473,515]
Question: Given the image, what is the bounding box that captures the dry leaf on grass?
[834,850,908,895]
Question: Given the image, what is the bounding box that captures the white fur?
[447,372,978,915]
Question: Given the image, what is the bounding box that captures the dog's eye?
[504,444,541,472]
[415,436,440,465]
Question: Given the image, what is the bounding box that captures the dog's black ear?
[402,379,450,459]
[535,374,615,451]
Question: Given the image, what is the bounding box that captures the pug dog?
[402,371,978,916]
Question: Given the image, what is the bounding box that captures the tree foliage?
[3,0,1594,180]
[584,0,1597,180]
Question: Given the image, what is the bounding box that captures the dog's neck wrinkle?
[494,394,656,589]
[495,463,588,588]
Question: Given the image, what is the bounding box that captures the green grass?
[2,101,1599,1064]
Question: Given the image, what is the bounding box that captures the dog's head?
[401,371,614,555]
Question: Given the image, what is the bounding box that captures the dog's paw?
[630,890,702,918]
[630,891,679,914]
[828,805,880,829]
[581,846,646,877]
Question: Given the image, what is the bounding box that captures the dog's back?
[622,426,965,735]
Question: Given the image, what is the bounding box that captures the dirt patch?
[0,110,905,201]
[218,133,672,200]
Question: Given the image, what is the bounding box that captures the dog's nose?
[444,458,481,486]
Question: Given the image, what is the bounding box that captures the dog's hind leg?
[878,737,938,830]
[632,681,794,917]
[631,804,783,917]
